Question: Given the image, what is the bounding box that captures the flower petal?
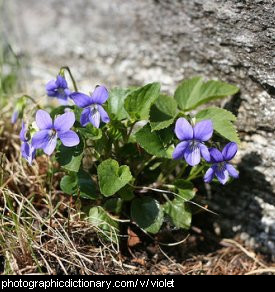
[89,107,101,128]
[20,122,27,142]
[21,142,29,160]
[184,145,201,166]
[174,118,193,141]
[204,166,216,183]
[46,79,57,92]
[36,110,53,130]
[70,92,93,108]
[90,85,109,105]
[56,75,68,88]
[54,111,75,133]
[32,130,50,149]
[57,97,69,105]
[199,143,210,162]
[172,141,189,160]
[58,130,80,147]
[222,142,238,161]
[193,119,213,141]
[47,90,58,97]
[43,135,57,155]
[80,108,91,127]
[98,105,110,123]
[215,169,229,185]
[209,148,223,163]
[11,110,19,124]
[21,143,36,165]
[226,163,239,178]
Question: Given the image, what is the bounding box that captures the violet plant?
[16,68,240,239]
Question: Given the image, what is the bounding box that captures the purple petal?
[215,169,229,185]
[209,148,223,163]
[204,166,216,183]
[21,142,29,160]
[98,105,110,123]
[57,97,69,105]
[90,85,109,105]
[89,107,101,128]
[174,118,193,141]
[11,110,19,124]
[20,122,27,142]
[172,141,189,160]
[58,130,80,147]
[54,111,75,133]
[193,120,213,142]
[32,130,50,149]
[199,143,210,162]
[46,79,57,92]
[56,75,68,88]
[21,143,36,165]
[47,91,58,97]
[70,92,93,108]
[222,142,238,161]
[80,108,91,126]
[226,163,239,178]
[43,135,57,155]
[36,110,53,130]
[184,144,201,166]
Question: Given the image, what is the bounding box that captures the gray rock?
[1,0,275,255]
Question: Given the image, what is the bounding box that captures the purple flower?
[46,75,71,105]
[204,142,239,185]
[11,110,19,124]
[20,122,36,165]
[172,117,213,166]
[32,110,80,155]
[70,85,110,128]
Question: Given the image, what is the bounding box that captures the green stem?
[60,66,78,92]
[187,165,205,181]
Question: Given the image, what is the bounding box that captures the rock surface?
[2,0,275,255]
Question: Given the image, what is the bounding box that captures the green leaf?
[56,138,84,172]
[163,199,191,229]
[88,206,119,241]
[104,198,123,214]
[131,197,163,234]
[107,88,130,120]
[118,185,135,201]
[174,77,239,111]
[50,105,73,119]
[195,107,240,143]
[174,179,196,201]
[78,170,97,199]
[150,94,178,131]
[97,159,133,197]
[60,174,78,195]
[78,124,102,140]
[135,124,173,158]
[60,170,97,199]
[124,82,161,120]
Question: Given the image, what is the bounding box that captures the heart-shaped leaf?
[124,82,161,121]
[163,198,191,229]
[97,159,133,197]
[131,197,164,234]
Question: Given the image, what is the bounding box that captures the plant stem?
[60,66,78,92]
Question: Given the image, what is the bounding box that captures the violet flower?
[32,110,79,155]
[70,85,110,128]
[204,142,239,185]
[20,122,36,164]
[46,75,71,105]
[173,117,213,166]
[11,110,19,124]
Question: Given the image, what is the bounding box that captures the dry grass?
[0,102,274,275]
